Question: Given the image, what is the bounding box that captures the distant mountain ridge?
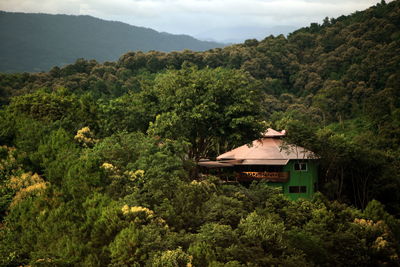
[0,11,224,73]
[195,25,298,44]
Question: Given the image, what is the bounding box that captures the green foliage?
[149,67,261,160]
[34,128,80,185]
[203,195,248,227]
[1,1,400,265]
[156,179,217,232]
[239,212,285,250]
[108,205,171,266]
[9,88,78,123]
[364,199,400,240]
[147,65,264,160]
[151,247,192,267]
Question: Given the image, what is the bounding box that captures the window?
[289,186,307,193]
[294,162,307,171]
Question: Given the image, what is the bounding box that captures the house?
[198,128,318,200]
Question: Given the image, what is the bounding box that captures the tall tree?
[147,65,264,160]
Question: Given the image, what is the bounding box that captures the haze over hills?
[0,11,224,73]
[195,25,298,43]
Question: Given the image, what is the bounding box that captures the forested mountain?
[0,11,223,73]
[1,0,400,266]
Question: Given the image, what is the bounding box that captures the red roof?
[198,129,316,168]
[215,128,315,165]
[217,138,313,162]
[262,128,286,137]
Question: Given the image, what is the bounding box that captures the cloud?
[0,0,383,41]
[0,0,82,14]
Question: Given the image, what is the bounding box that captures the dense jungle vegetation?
[1,0,400,265]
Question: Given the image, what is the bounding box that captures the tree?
[151,247,192,267]
[147,65,264,160]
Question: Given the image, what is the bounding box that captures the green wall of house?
[268,160,318,200]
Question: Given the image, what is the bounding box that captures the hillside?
[0,11,223,73]
[1,0,400,266]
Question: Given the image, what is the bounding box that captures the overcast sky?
[0,0,384,42]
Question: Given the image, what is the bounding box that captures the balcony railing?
[236,171,289,182]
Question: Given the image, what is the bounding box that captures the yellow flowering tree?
[74,126,98,148]
[0,146,25,218]
[151,247,193,267]
[7,172,47,207]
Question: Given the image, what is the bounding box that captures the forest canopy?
[1,0,400,266]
